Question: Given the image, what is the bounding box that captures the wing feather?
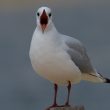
[63,35,95,74]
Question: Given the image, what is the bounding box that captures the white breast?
[29,30,81,85]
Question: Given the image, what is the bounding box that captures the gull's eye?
[37,12,40,16]
[48,13,51,17]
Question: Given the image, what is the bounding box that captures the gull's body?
[30,25,82,84]
[29,6,110,108]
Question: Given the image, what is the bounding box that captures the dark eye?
[48,13,51,17]
[37,12,40,16]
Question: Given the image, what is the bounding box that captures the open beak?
[40,10,48,33]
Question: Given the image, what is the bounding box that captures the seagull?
[29,6,110,109]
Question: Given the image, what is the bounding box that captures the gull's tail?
[82,72,110,83]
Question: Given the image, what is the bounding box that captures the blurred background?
[0,0,110,110]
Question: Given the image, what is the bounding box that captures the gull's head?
[36,7,52,33]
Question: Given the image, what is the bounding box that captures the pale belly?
[30,48,82,85]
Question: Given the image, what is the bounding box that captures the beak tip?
[41,24,47,33]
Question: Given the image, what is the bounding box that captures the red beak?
[40,10,48,32]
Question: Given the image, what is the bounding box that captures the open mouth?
[40,16,48,25]
[40,10,48,32]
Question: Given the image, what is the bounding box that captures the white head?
[36,7,53,33]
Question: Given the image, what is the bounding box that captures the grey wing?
[64,36,95,74]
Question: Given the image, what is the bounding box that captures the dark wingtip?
[105,78,110,83]
[98,73,110,83]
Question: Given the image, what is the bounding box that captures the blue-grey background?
[0,0,110,110]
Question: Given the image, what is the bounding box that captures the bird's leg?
[65,81,71,106]
[53,83,58,106]
[46,84,58,110]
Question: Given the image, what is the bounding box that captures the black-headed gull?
[29,6,110,108]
